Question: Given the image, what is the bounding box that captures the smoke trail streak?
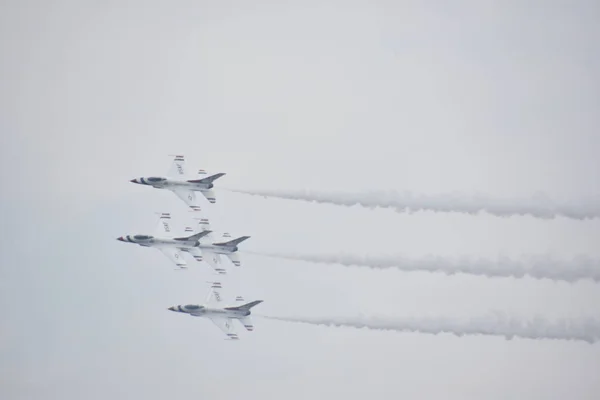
[259,314,600,344]
[228,188,600,220]
[247,251,600,283]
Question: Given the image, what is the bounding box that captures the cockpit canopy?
[185,305,203,310]
[133,235,153,240]
[147,177,166,183]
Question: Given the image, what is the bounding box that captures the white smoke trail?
[259,313,600,344]
[248,251,600,283]
[229,188,600,220]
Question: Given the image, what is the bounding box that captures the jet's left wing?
[171,188,202,211]
[208,316,239,340]
[154,213,174,236]
[166,154,186,177]
[205,281,224,304]
[157,247,187,268]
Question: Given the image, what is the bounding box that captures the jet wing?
[203,249,227,275]
[154,213,173,236]
[171,188,202,211]
[208,316,239,340]
[191,217,214,241]
[157,247,187,268]
[167,154,186,177]
[205,281,224,304]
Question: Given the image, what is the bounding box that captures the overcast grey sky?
[2,1,600,399]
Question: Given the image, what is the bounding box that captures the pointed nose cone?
[130,179,137,183]
[168,306,176,311]
[117,236,124,241]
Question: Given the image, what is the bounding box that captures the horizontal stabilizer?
[186,247,203,262]
[173,230,212,241]
[238,316,255,331]
[187,172,226,184]
[226,252,241,267]
[201,188,217,204]
[213,236,251,247]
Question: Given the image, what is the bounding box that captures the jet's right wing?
[202,249,227,275]
[171,189,202,211]
[208,316,239,340]
[157,247,187,268]
[166,154,187,178]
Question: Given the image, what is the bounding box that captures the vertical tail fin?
[214,236,251,247]
[226,300,263,312]
[173,230,212,242]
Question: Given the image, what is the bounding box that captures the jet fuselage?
[117,235,238,254]
[130,177,214,190]
[169,305,251,318]
[117,235,198,248]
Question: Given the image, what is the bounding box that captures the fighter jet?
[168,281,263,340]
[117,212,225,274]
[188,215,250,270]
[117,213,250,274]
[129,155,225,210]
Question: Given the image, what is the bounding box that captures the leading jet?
[130,155,225,210]
[168,281,263,340]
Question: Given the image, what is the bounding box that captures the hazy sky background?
[1,1,600,399]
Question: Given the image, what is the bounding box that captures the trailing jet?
[168,281,263,340]
[189,215,249,270]
[129,154,225,209]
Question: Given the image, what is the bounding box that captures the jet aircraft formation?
[118,155,262,340]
